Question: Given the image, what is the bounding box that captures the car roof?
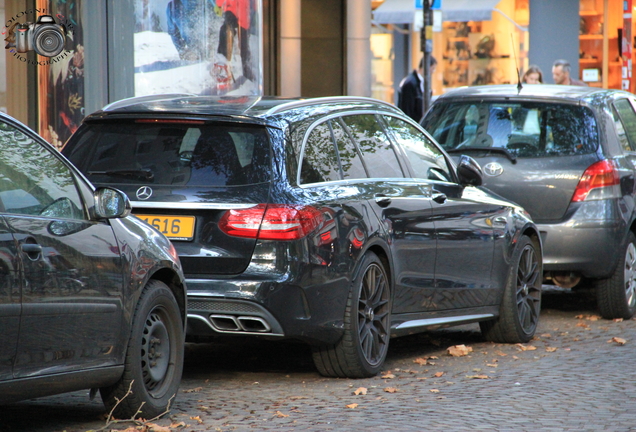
[434,84,631,104]
[85,94,404,126]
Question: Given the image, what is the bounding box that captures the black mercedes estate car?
[63,95,542,378]
[0,112,186,418]
[422,85,636,320]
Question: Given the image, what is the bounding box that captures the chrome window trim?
[131,201,256,210]
[265,96,400,116]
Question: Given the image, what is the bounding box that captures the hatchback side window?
[331,119,368,180]
[612,99,636,152]
[300,121,342,184]
[341,114,404,179]
[0,121,84,219]
[383,116,452,182]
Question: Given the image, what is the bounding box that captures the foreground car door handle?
[20,243,42,260]
[375,194,392,207]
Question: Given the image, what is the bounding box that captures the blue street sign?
[415,0,441,9]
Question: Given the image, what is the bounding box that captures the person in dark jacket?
[397,56,436,122]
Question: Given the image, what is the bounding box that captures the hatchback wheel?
[481,235,542,343]
[100,280,184,419]
[595,232,636,319]
[312,252,391,378]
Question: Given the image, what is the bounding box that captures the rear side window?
[300,121,341,184]
[423,101,599,158]
[341,114,404,178]
[331,119,368,180]
[64,121,271,186]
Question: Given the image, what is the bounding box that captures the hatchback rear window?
[64,121,271,186]
[423,101,599,158]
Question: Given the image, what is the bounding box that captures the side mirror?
[94,187,132,219]
[456,155,483,186]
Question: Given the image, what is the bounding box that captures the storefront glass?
[133,0,262,97]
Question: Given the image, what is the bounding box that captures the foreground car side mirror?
[94,187,132,219]
[457,155,483,186]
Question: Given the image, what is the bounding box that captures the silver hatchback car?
[422,84,636,320]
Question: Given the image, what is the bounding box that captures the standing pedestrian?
[397,56,436,122]
[552,59,587,86]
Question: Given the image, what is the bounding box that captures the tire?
[100,280,184,419]
[595,232,636,319]
[481,235,542,343]
[312,252,391,378]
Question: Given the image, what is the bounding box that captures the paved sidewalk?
[3,287,636,432]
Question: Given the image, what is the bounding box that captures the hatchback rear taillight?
[218,204,325,241]
[571,160,620,202]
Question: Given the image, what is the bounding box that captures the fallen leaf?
[346,403,359,409]
[413,357,428,365]
[190,416,203,424]
[576,322,590,329]
[384,387,398,393]
[429,356,439,359]
[354,387,368,396]
[608,337,627,345]
[169,421,187,428]
[147,423,172,432]
[430,389,440,393]
[381,373,396,379]
[515,344,537,351]
[546,347,558,352]
[486,363,498,368]
[447,344,473,357]
[433,371,444,377]
[183,387,203,393]
[540,333,552,338]
[289,396,308,400]
[495,351,507,357]
[466,374,489,379]
[274,411,289,418]
[614,318,624,322]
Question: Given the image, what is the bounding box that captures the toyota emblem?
[483,162,504,177]
[136,186,153,200]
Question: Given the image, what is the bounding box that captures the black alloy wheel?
[312,251,391,378]
[481,235,542,343]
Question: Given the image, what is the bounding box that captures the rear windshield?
[64,121,271,186]
[423,101,599,158]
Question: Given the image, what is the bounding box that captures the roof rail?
[264,96,400,116]
[102,93,198,112]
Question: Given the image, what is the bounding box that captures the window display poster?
[36,0,84,149]
[134,0,261,97]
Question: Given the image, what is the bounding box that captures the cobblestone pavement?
[3,286,636,432]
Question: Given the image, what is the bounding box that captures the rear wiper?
[446,147,517,164]
[88,169,154,180]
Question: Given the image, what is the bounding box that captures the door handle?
[432,192,447,204]
[375,194,392,207]
[20,243,42,260]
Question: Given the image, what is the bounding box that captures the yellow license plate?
[137,214,196,241]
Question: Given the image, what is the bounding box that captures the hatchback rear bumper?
[537,200,628,279]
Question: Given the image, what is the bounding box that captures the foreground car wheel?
[312,252,391,378]
[481,235,542,343]
[595,232,636,319]
[100,280,184,419]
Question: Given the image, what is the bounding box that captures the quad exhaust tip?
[209,314,272,333]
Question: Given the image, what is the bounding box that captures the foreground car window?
[65,122,271,186]
[424,102,599,157]
[300,121,342,184]
[0,121,84,219]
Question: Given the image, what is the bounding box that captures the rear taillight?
[571,160,620,202]
[218,204,325,241]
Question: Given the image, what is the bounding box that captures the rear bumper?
[538,199,628,279]
[185,276,350,345]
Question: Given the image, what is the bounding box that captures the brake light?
[218,204,325,241]
[571,160,620,202]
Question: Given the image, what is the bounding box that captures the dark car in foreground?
[422,84,636,319]
[0,113,186,418]
[63,94,541,378]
